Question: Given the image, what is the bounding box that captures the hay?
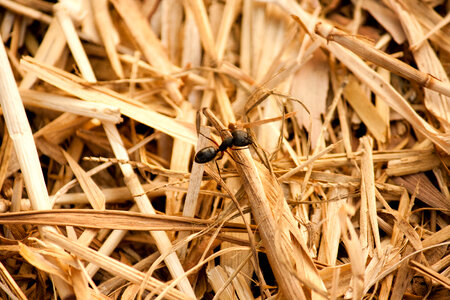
[0,0,449,299]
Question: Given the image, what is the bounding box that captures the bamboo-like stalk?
[388,0,450,129]
[91,0,124,79]
[202,108,327,300]
[0,31,74,299]
[54,3,96,82]
[102,122,196,298]
[179,126,210,258]
[19,18,67,90]
[0,0,52,24]
[20,90,122,123]
[360,136,381,257]
[313,21,450,97]
[280,1,450,153]
[184,0,216,61]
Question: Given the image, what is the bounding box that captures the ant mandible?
[194,128,252,164]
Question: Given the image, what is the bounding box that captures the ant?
[194,108,304,165]
[194,103,308,174]
[194,128,252,164]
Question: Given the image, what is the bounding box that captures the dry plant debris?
[0,0,449,299]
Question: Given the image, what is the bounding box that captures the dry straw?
[0,0,449,299]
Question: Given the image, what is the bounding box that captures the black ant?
[194,107,305,168]
[194,129,252,164]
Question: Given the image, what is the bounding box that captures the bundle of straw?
[0,0,448,299]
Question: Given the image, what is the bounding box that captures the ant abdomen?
[194,146,218,164]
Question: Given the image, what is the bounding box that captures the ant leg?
[219,128,229,135]
[214,159,224,190]
[198,131,220,147]
[214,160,221,180]
[224,149,249,168]
[219,128,234,140]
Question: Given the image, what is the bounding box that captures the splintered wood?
[0,1,449,299]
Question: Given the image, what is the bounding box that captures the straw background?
[0,0,449,299]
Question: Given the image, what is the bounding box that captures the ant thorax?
[231,130,252,147]
[217,136,233,152]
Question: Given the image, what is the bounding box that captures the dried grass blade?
[406,0,450,53]
[19,19,67,90]
[179,126,210,257]
[392,174,449,211]
[42,231,194,300]
[327,40,449,152]
[0,260,28,300]
[21,90,122,124]
[207,266,236,299]
[317,187,348,265]
[389,211,423,251]
[409,260,450,289]
[290,50,330,148]
[85,226,128,278]
[18,242,71,283]
[361,0,405,44]
[360,137,382,256]
[54,3,96,82]
[389,0,450,129]
[102,123,196,297]
[166,102,196,216]
[278,140,342,181]
[215,0,240,62]
[338,205,365,299]
[0,0,52,24]
[0,36,75,297]
[422,225,450,248]
[110,0,183,104]
[0,31,51,212]
[0,129,13,189]
[20,57,197,144]
[184,0,216,60]
[62,150,106,210]
[91,0,124,78]
[410,11,450,50]
[343,77,387,143]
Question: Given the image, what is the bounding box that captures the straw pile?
[0,0,449,299]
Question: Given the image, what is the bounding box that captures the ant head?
[228,123,237,130]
